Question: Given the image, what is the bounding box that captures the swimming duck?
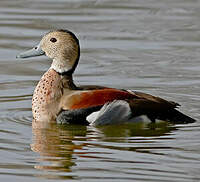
[17,29,195,126]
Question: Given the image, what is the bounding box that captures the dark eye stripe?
[50,38,57,43]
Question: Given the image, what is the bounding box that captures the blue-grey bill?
[16,44,45,58]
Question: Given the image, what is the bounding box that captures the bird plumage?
[17,29,196,126]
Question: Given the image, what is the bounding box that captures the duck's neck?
[60,73,77,90]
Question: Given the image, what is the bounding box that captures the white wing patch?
[87,100,151,126]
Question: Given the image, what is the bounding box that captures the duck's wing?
[58,88,195,125]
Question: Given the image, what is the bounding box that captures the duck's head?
[17,29,80,75]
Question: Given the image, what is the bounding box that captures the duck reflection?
[31,121,176,173]
[94,122,177,155]
[31,123,87,172]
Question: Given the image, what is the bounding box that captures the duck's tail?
[163,109,196,124]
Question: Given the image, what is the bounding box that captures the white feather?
[50,58,73,73]
[87,100,152,126]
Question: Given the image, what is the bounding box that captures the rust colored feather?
[68,89,138,110]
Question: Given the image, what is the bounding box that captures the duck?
[17,29,196,126]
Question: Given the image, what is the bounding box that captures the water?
[0,0,200,181]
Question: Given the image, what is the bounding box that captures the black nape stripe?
[57,29,80,75]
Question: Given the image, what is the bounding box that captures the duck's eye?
[50,38,57,43]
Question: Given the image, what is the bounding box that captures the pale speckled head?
[17,29,80,75]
